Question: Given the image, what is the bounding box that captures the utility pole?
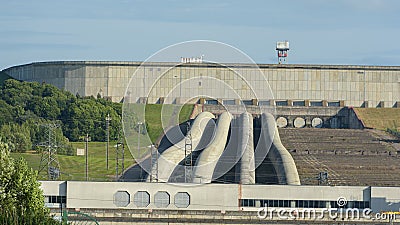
[85,134,89,181]
[137,122,143,179]
[121,141,125,176]
[106,114,111,170]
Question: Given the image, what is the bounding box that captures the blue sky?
[1,0,400,69]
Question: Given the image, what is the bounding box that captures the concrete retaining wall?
[3,61,400,107]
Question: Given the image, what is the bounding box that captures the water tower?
[276,41,289,64]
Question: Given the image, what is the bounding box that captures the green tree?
[0,100,15,126]
[0,124,32,153]
[62,98,122,141]
[0,79,123,143]
[0,139,58,224]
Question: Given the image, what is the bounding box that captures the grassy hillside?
[354,108,400,130]
[11,141,135,181]
[11,104,194,181]
[145,104,194,143]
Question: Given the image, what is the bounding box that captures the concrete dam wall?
[2,61,400,107]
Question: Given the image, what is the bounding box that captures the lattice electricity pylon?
[317,171,329,185]
[184,121,193,183]
[115,134,125,181]
[38,123,61,180]
[149,145,159,182]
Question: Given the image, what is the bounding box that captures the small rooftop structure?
[181,55,204,63]
[276,41,290,64]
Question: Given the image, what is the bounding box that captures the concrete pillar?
[305,117,312,127]
[322,100,328,107]
[362,101,370,108]
[270,99,276,106]
[138,97,147,104]
[252,99,258,106]
[158,97,165,104]
[339,100,345,107]
[305,100,310,107]
[217,98,223,105]
[378,101,385,108]
[395,101,400,108]
[234,99,241,105]
[287,100,293,106]
[287,117,295,128]
[291,200,296,208]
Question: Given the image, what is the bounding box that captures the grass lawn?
[354,108,400,130]
[145,104,194,143]
[11,141,135,181]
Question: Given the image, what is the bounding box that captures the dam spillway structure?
[124,110,300,185]
[119,41,303,185]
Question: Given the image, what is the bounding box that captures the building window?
[297,200,303,208]
[45,196,66,204]
[242,100,253,105]
[283,200,290,207]
[174,192,190,208]
[239,199,369,209]
[259,100,270,106]
[276,100,288,106]
[222,100,235,105]
[310,101,323,107]
[328,101,340,107]
[260,200,267,207]
[113,191,130,207]
[293,101,305,106]
[134,191,150,207]
[240,199,256,207]
[205,99,218,105]
[155,191,170,208]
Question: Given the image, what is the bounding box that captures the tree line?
[0,79,122,154]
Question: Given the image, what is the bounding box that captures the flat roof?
[3,61,400,71]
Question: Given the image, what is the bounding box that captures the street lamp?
[105,114,111,170]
